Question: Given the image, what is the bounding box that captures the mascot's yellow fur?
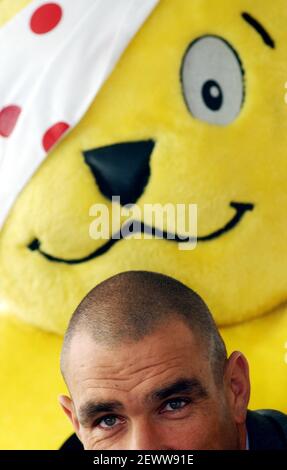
[0,0,286,449]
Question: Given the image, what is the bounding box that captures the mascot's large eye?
[181,35,244,126]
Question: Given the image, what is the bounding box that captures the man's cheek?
[161,417,210,450]
[83,430,119,450]
[191,413,228,450]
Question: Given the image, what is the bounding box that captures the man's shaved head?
[60,271,227,383]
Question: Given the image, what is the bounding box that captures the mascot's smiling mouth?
[28,202,254,265]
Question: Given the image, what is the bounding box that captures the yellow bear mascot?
[0,0,286,449]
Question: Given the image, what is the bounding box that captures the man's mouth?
[28,202,254,265]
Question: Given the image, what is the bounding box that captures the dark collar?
[246,409,287,450]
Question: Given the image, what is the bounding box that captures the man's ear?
[224,351,250,424]
[59,395,81,439]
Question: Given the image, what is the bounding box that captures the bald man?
[59,271,287,450]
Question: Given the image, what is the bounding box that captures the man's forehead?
[67,320,206,388]
[68,320,199,365]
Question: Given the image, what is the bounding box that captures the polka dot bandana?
[0,0,158,228]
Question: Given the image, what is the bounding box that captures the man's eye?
[97,415,121,429]
[162,398,190,413]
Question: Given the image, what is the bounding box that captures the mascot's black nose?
[83,140,155,205]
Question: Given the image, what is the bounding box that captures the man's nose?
[128,424,168,451]
[83,140,155,206]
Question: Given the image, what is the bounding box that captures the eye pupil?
[169,400,181,410]
[103,416,116,427]
[201,79,223,111]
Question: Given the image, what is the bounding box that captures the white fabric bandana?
[0,0,158,228]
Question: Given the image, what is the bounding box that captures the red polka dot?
[42,122,70,152]
[30,3,62,35]
[0,105,22,137]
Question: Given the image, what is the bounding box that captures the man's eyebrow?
[79,400,123,426]
[149,378,208,403]
[242,12,275,49]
